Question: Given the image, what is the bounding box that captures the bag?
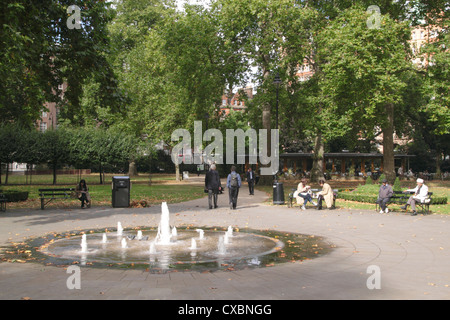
[230,172,238,187]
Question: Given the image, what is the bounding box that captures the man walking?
[246,167,255,195]
[205,164,221,209]
[227,165,241,210]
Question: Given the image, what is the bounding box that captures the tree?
[0,0,116,126]
[38,128,70,185]
[317,6,413,183]
[16,129,41,184]
[67,126,136,183]
[0,123,28,184]
[104,0,173,176]
[211,0,320,183]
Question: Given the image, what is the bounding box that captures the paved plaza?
[0,186,449,300]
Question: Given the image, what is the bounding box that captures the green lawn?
[0,172,175,185]
[1,175,204,210]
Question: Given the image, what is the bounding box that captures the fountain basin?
[17,227,333,273]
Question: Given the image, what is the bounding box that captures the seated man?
[400,178,429,216]
[376,179,393,213]
[317,179,334,210]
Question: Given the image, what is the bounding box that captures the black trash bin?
[112,176,131,208]
[272,181,285,205]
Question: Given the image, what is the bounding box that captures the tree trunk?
[99,162,103,184]
[435,151,442,179]
[52,163,57,185]
[128,160,138,177]
[311,133,324,183]
[175,163,180,181]
[258,104,273,186]
[5,163,9,185]
[382,103,395,184]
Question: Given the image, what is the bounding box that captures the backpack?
[230,172,238,188]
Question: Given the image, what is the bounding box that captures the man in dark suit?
[246,167,255,195]
[205,164,221,209]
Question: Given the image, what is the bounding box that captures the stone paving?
[0,185,449,300]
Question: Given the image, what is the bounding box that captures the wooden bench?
[376,191,433,214]
[288,188,338,209]
[0,190,6,212]
[39,188,75,210]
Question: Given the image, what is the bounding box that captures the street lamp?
[271,72,284,206]
[204,112,210,173]
[273,72,282,130]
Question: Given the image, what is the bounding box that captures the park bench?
[0,190,6,212]
[38,188,76,210]
[376,191,433,214]
[288,188,338,209]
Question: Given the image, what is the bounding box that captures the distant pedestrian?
[205,164,221,209]
[246,167,255,195]
[226,166,241,210]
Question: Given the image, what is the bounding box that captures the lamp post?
[273,72,281,130]
[204,112,210,173]
[271,72,284,205]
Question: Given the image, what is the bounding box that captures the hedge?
[2,191,29,202]
[338,192,448,205]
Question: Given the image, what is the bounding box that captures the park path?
[0,182,449,300]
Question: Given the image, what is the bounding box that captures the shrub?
[393,177,402,192]
[338,193,378,203]
[3,190,29,202]
[431,197,448,205]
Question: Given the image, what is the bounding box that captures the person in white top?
[401,178,429,216]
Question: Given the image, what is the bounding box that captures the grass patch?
[0,183,205,210]
[1,173,175,186]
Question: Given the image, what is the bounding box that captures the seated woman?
[317,179,334,210]
[76,179,91,209]
[295,178,317,210]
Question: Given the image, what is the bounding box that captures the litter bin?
[273,181,285,205]
[112,176,130,208]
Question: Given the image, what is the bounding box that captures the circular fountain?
[24,202,333,272]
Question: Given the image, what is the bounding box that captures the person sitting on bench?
[76,179,91,209]
[376,179,393,213]
[295,178,317,210]
[401,178,428,216]
[317,179,334,210]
